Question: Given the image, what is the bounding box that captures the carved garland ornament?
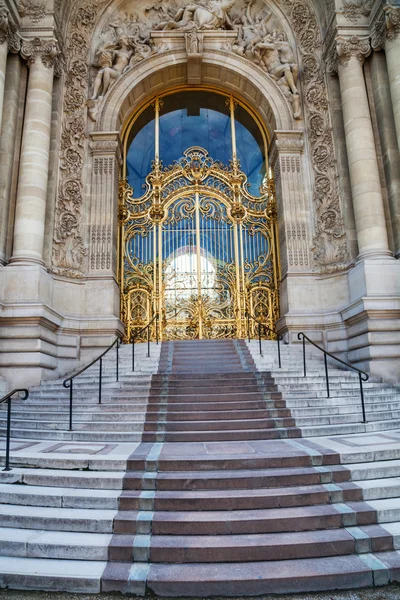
[278,0,349,271]
[52,1,109,278]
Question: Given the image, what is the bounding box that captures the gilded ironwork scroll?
[120,146,279,341]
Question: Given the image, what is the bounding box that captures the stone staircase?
[0,342,161,442]
[1,338,400,595]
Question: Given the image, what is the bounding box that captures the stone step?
[0,528,111,561]
[122,466,349,491]
[0,484,120,509]
[0,556,105,593]
[111,529,357,563]
[144,418,295,432]
[0,469,124,489]
[114,502,375,536]
[120,484,361,511]
[141,427,301,442]
[0,504,117,532]
[1,427,143,442]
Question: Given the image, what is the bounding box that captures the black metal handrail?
[63,336,122,431]
[132,313,159,372]
[297,332,369,423]
[1,389,29,471]
[245,311,282,368]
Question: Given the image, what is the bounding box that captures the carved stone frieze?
[342,0,373,23]
[278,0,350,272]
[52,1,109,279]
[18,0,46,23]
[336,35,371,68]
[385,5,400,40]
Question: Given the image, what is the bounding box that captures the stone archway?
[83,47,313,339]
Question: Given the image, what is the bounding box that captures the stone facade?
[0,0,399,386]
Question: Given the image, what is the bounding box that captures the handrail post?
[324,353,330,398]
[116,339,119,382]
[277,335,282,369]
[258,322,262,356]
[302,335,306,377]
[359,373,367,423]
[69,380,73,431]
[156,314,159,346]
[147,325,151,358]
[132,337,135,372]
[247,312,250,343]
[3,397,12,472]
[99,357,102,404]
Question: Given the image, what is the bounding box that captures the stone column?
[0,54,25,264]
[10,40,57,265]
[384,6,400,153]
[336,36,392,260]
[0,5,9,133]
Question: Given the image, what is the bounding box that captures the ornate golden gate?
[119,147,279,341]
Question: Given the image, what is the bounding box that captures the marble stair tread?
[0,504,117,532]
[0,484,120,509]
[0,528,112,560]
[0,556,106,593]
[365,498,400,523]
[0,469,124,489]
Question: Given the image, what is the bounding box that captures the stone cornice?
[336,34,371,67]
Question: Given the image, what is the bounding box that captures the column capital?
[336,35,371,69]
[274,131,304,154]
[385,5,400,40]
[20,36,60,70]
[0,5,20,51]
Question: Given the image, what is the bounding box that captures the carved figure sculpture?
[154,0,235,31]
[90,34,133,100]
[252,33,298,95]
[232,0,271,56]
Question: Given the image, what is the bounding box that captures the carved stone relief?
[342,0,373,23]
[278,0,349,272]
[52,1,109,279]
[18,0,46,23]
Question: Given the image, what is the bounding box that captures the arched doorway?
[118,89,280,342]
